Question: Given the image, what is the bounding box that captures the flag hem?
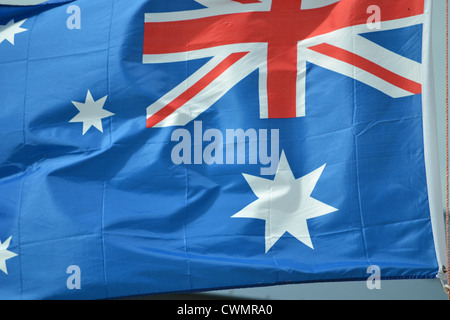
[422,0,447,280]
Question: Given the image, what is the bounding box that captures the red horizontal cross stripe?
[144,0,424,55]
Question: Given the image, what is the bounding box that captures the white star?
[0,19,27,45]
[233,151,338,252]
[0,236,18,275]
[69,90,115,135]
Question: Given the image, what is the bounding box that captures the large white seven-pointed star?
[0,19,27,45]
[69,90,115,135]
[0,236,18,275]
[233,151,338,253]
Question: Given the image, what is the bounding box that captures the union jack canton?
[143,0,423,128]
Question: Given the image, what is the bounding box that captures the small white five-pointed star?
[0,19,27,45]
[0,236,18,275]
[233,151,338,253]
[70,90,115,135]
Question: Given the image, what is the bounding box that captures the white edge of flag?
[422,0,447,280]
[0,0,48,5]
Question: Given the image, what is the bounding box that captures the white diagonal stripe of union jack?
[143,0,424,128]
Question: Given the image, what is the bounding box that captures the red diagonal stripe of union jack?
[143,0,424,128]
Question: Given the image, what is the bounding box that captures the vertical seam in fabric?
[17,14,38,300]
[183,50,193,290]
[351,14,371,266]
[99,0,116,299]
[184,165,192,290]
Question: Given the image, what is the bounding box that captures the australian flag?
[0,0,446,299]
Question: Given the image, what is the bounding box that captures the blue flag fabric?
[0,0,446,299]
